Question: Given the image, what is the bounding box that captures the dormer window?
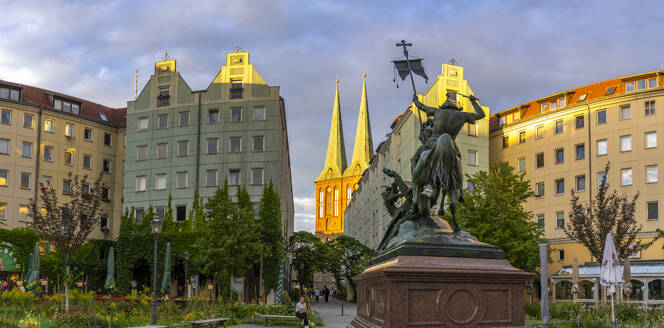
[230,79,243,99]
[626,81,635,92]
[605,87,616,95]
[0,87,19,101]
[157,86,170,107]
[540,103,548,113]
[99,113,108,121]
[578,93,587,101]
[558,97,566,108]
[53,97,80,114]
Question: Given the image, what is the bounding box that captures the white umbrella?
[600,233,623,324]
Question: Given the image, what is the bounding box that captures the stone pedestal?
[348,253,530,328]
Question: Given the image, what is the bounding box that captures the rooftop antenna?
[134,69,138,100]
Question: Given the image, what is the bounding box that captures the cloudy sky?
[2,0,663,232]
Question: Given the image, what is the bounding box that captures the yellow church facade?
[315,76,373,241]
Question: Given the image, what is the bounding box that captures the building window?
[536,125,544,139]
[99,113,107,121]
[550,101,557,111]
[598,171,607,187]
[176,205,187,222]
[0,87,19,101]
[102,187,110,200]
[558,97,566,108]
[206,170,217,187]
[540,102,549,113]
[82,183,90,195]
[54,98,80,114]
[43,146,53,161]
[645,100,656,116]
[104,133,112,146]
[468,150,478,166]
[230,137,242,153]
[84,128,93,141]
[0,139,8,155]
[230,79,243,99]
[65,124,75,138]
[103,159,112,174]
[179,112,190,127]
[555,120,563,134]
[647,201,658,220]
[578,93,587,101]
[155,174,166,190]
[157,114,168,129]
[555,148,564,164]
[517,157,525,172]
[100,216,109,230]
[646,165,658,183]
[42,176,52,189]
[23,114,33,128]
[575,116,584,129]
[597,110,607,125]
[1,110,11,125]
[575,144,585,160]
[20,172,30,189]
[558,250,565,261]
[18,205,29,222]
[135,176,146,192]
[620,135,632,152]
[537,214,545,230]
[648,78,658,89]
[176,171,188,188]
[502,136,509,149]
[0,170,8,186]
[178,140,189,157]
[229,169,241,186]
[83,154,92,169]
[252,168,264,185]
[536,153,544,168]
[467,123,478,136]
[620,105,631,120]
[334,187,339,217]
[231,108,242,122]
[207,138,218,154]
[154,207,165,220]
[319,190,324,218]
[645,132,657,149]
[621,168,632,186]
[64,150,73,165]
[626,81,635,92]
[138,117,148,131]
[254,107,266,121]
[597,139,607,156]
[157,143,168,159]
[135,208,144,224]
[253,136,264,152]
[22,142,32,158]
[0,203,5,220]
[556,211,565,229]
[208,109,219,123]
[576,175,586,191]
[136,145,148,161]
[44,119,54,133]
[535,182,544,197]
[555,179,565,195]
[518,131,526,144]
[63,179,72,195]
[157,86,170,107]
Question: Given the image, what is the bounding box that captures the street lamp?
[184,250,190,298]
[150,216,163,325]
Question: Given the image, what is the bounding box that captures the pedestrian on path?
[314,288,320,303]
[323,285,329,303]
[296,296,309,327]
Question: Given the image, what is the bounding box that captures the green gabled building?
[124,51,294,237]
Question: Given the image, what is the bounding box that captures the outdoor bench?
[187,317,230,327]
[260,314,301,326]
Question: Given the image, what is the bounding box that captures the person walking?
[314,288,320,303]
[296,296,309,327]
[323,285,329,303]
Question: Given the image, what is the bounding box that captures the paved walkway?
[235,299,355,328]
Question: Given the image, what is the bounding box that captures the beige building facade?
[489,71,664,274]
[345,62,490,249]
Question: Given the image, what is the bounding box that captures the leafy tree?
[286,231,326,292]
[259,182,285,294]
[564,163,658,262]
[325,235,372,301]
[455,161,545,272]
[29,173,106,311]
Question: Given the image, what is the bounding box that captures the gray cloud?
[2,0,664,231]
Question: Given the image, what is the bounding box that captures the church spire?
[316,80,347,181]
[345,73,374,177]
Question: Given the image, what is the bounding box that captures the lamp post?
[150,216,163,325]
[184,250,190,298]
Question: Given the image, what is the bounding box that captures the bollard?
[341,300,344,316]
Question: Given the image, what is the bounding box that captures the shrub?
[525,302,540,319]
[52,310,106,328]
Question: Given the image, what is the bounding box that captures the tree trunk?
[65,264,70,312]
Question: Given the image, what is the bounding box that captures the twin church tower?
[315,75,373,241]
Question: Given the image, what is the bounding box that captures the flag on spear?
[393,58,429,83]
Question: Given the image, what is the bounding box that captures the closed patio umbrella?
[572,257,580,300]
[104,247,116,293]
[161,243,171,296]
[600,233,623,324]
[26,243,39,292]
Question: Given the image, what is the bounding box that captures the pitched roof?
[490,70,664,132]
[0,79,126,128]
